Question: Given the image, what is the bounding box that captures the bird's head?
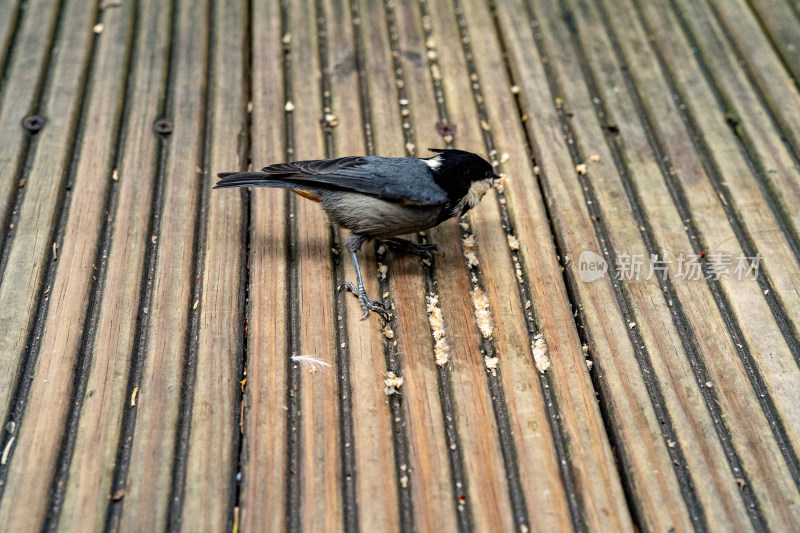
[425,148,500,216]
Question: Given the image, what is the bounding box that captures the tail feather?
[214,171,294,189]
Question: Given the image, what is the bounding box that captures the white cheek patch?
[454,179,492,215]
[467,179,491,208]
[423,156,442,170]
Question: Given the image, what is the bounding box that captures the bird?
[214,148,499,320]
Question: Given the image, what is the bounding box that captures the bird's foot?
[339,281,390,321]
[382,238,444,262]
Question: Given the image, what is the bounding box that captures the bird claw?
[338,281,390,321]
[382,239,445,262]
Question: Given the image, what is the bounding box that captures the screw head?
[21,115,47,133]
[153,119,173,135]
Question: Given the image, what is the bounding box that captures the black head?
[425,149,498,216]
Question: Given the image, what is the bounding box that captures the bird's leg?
[338,234,390,321]
[381,237,444,262]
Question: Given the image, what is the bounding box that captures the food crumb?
[427,295,449,366]
[532,334,550,374]
[462,234,479,267]
[405,142,415,155]
[377,244,387,255]
[585,359,593,371]
[484,356,499,376]
[582,344,589,354]
[510,85,520,94]
[590,154,601,162]
[471,288,493,339]
[480,120,490,131]
[93,23,104,34]
[284,101,295,112]
[384,372,404,395]
[382,291,390,299]
[628,322,636,329]
[377,263,388,280]
[492,174,507,192]
[383,326,395,339]
[575,163,587,174]
[131,386,139,407]
[400,475,408,488]
[507,234,520,251]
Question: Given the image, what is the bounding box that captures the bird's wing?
[217,156,448,205]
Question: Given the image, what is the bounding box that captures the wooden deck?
[1,0,799,530]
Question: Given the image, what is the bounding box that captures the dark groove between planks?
[426,1,531,529]
[43,1,140,528]
[0,0,68,292]
[531,1,712,528]
[348,1,417,529]
[0,0,24,97]
[613,0,800,489]
[231,0,254,524]
[382,1,473,530]
[634,0,800,372]
[589,0,779,526]
[281,1,303,529]
[315,3,360,529]
[486,4,596,529]
[104,0,178,529]
[667,0,800,284]
[703,0,800,184]
[166,0,214,527]
[0,0,103,504]
[538,0,708,531]
[741,0,800,107]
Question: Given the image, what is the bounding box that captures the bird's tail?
[214,171,294,189]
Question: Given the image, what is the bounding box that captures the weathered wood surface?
[0,0,798,531]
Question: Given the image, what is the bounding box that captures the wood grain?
[117,0,209,529]
[57,1,171,530]
[180,0,246,529]
[0,2,130,529]
[236,0,289,529]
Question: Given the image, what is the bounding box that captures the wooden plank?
[285,0,343,530]
[0,0,131,529]
[0,0,21,73]
[117,0,209,529]
[0,0,80,417]
[456,0,604,530]
[643,0,800,431]
[426,0,634,528]
[705,0,800,162]
[499,0,751,528]
[236,0,288,528]
[607,0,800,477]
[746,0,800,84]
[328,1,402,531]
[180,0,246,529]
[56,1,171,530]
[0,2,133,529]
[564,0,800,527]
[663,0,800,243]
[0,0,61,249]
[382,2,467,530]
[399,1,516,530]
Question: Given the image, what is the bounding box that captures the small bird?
[214,148,499,320]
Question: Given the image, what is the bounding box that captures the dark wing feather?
[217,156,448,205]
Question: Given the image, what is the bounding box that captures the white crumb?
[284,101,295,112]
[462,234,479,267]
[484,356,499,376]
[507,234,520,251]
[575,163,587,174]
[585,359,593,371]
[471,288,493,339]
[377,263,388,280]
[531,334,550,374]
[427,295,449,366]
[384,372,404,395]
